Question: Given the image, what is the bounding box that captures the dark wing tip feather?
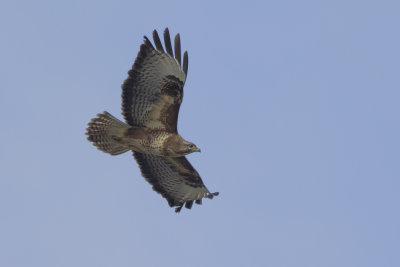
[163,28,173,57]
[152,30,164,52]
[143,36,154,50]
[183,51,188,76]
[174,33,181,65]
[206,192,220,199]
[175,205,183,213]
[184,200,193,209]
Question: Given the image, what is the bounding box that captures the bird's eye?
[189,144,195,149]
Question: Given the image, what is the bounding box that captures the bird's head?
[165,136,201,156]
[186,142,201,154]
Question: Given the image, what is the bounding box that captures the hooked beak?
[195,146,201,152]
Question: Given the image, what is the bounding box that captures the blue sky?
[1,0,399,266]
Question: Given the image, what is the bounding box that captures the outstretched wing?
[133,152,218,212]
[122,28,189,133]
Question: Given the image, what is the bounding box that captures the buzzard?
[86,28,218,212]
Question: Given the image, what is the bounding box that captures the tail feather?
[86,111,130,155]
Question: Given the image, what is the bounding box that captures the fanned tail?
[86,111,130,155]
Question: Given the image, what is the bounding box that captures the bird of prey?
[86,28,218,212]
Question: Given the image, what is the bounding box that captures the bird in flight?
[86,28,218,212]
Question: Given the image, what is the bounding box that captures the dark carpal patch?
[161,81,183,99]
[158,79,183,132]
[159,102,180,133]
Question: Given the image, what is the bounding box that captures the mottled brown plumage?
[86,28,218,212]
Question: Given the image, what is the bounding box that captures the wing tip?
[175,205,183,213]
[174,192,219,213]
[163,27,174,57]
[149,28,188,76]
[152,29,164,52]
[143,36,154,50]
[174,33,181,65]
[183,51,188,76]
[206,192,220,199]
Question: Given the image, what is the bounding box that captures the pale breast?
[141,131,170,155]
[122,127,171,156]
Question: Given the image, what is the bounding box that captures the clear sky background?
[1,1,399,266]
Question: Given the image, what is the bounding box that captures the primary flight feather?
[86,28,218,212]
